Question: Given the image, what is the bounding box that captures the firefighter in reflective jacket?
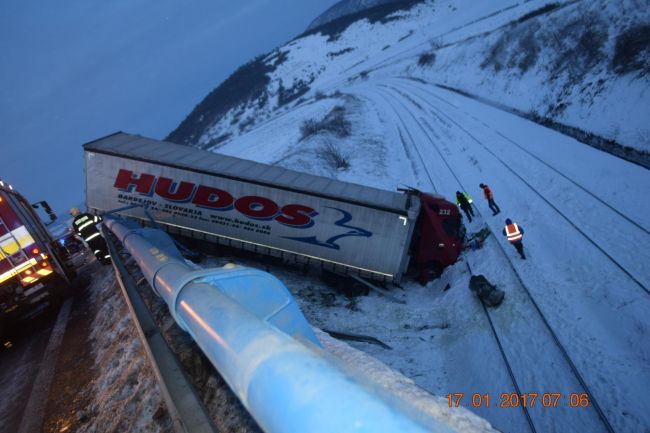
[70,208,111,264]
[502,218,526,260]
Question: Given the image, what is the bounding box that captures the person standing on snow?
[502,218,526,260]
[479,183,501,216]
[455,191,474,222]
[70,208,111,265]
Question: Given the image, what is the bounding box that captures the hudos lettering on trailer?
[113,169,318,228]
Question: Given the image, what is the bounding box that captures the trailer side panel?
[84,138,418,281]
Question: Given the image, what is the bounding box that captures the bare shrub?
[482,12,606,79]
[314,91,327,101]
[527,108,541,122]
[319,141,350,170]
[552,14,608,80]
[300,106,351,141]
[612,24,650,76]
[300,119,319,139]
[418,52,436,67]
[327,48,354,58]
[278,79,311,106]
[514,23,540,73]
[481,34,508,71]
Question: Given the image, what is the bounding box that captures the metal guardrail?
[104,227,219,433]
[105,217,458,433]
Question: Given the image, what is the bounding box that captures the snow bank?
[316,328,499,433]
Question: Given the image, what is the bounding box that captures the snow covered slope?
[169,0,650,157]
[306,0,416,31]
[164,1,650,432]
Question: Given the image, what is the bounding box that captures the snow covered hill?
[306,0,417,31]
[163,1,650,432]
[168,0,650,159]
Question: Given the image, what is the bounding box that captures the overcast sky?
[0,0,338,214]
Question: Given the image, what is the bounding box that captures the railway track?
[396,78,650,235]
[384,80,650,297]
[370,86,617,433]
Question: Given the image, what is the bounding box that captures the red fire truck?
[0,180,76,329]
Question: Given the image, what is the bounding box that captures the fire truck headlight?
[438,243,445,248]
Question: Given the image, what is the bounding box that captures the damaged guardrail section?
[105,217,458,433]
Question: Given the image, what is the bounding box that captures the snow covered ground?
[81,246,498,433]
[180,3,650,430]
[208,77,650,432]
[75,1,649,432]
[197,0,650,155]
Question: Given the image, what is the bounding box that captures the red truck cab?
[402,189,464,285]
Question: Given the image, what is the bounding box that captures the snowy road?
[349,79,650,433]
[0,305,61,433]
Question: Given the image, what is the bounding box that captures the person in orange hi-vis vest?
[502,218,526,259]
[479,183,501,215]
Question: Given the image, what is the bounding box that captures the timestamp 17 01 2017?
[446,392,591,409]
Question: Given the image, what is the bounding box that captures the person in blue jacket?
[502,218,526,259]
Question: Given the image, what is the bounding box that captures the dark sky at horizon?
[0,0,339,214]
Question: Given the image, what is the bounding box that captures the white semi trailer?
[84,132,463,283]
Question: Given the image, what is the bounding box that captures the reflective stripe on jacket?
[456,192,473,207]
[505,223,522,243]
[73,213,101,242]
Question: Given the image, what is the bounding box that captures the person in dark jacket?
[455,191,474,222]
[479,183,501,215]
[70,208,110,265]
[502,218,525,259]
